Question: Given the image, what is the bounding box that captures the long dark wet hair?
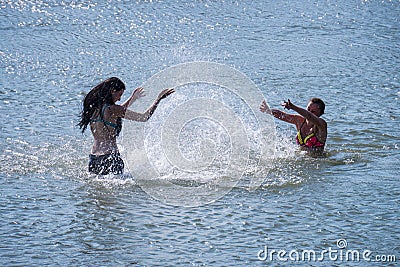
[78,77,125,133]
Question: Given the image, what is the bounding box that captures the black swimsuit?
[88,153,124,175]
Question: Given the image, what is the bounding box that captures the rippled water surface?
[1,1,399,266]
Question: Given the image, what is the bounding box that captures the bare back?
[90,104,123,155]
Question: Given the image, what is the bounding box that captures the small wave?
[0,136,88,179]
[82,173,138,190]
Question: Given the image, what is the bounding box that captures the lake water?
[1,0,399,266]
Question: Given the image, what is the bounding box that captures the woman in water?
[260,98,327,153]
[78,77,174,175]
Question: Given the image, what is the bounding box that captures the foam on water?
[0,119,369,194]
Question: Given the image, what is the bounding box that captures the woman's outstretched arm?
[124,88,175,122]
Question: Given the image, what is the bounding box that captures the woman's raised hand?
[157,88,175,100]
[132,87,146,101]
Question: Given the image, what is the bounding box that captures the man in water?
[260,98,327,154]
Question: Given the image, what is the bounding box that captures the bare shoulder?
[317,117,327,130]
[106,104,126,118]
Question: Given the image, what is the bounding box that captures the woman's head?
[78,77,125,133]
[307,98,325,117]
[93,77,125,105]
